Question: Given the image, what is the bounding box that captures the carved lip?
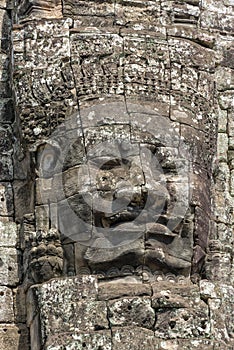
[101,205,144,228]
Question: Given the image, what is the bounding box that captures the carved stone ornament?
[28,228,63,283]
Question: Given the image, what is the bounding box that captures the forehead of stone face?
[37,116,189,182]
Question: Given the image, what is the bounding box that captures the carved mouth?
[101,205,144,228]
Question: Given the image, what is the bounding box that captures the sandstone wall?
[0,0,30,348]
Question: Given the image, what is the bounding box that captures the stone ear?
[36,143,60,178]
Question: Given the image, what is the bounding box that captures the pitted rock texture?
[27,277,234,349]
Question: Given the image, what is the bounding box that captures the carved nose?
[114,186,133,200]
[113,184,144,213]
[112,185,135,212]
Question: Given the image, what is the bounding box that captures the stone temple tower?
[0,0,233,349]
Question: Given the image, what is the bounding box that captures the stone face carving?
[13,20,217,283]
[33,108,196,281]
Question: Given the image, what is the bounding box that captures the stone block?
[228,150,234,169]
[194,206,209,250]
[13,286,27,323]
[217,222,233,244]
[37,297,108,338]
[218,91,234,110]
[228,110,234,137]
[181,124,212,169]
[98,281,152,301]
[79,100,129,128]
[201,11,233,32]
[217,132,228,162]
[0,221,17,247]
[218,108,228,133]
[199,280,217,299]
[17,0,62,21]
[152,282,204,311]
[213,341,234,350]
[205,251,232,282]
[45,330,112,350]
[13,180,35,221]
[230,169,234,196]
[158,339,214,349]
[0,9,11,36]
[152,282,200,299]
[108,297,155,329]
[0,127,13,181]
[216,67,234,91]
[116,0,162,29]
[28,276,102,346]
[0,286,14,322]
[0,155,13,181]
[169,37,215,69]
[29,314,41,350]
[64,0,115,19]
[112,327,158,350]
[229,136,234,150]
[155,307,210,338]
[0,182,13,217]
[0,326,18,349]
[208,284,234,342]
[0,325,23,350]
[36,177,53,205]
[0,247,20,286]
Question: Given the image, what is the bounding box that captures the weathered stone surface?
[155,307,210,339]
[13,180,35,221]
[0,286,14,322]
[27,276,100,346]
[13,286,27,323]
[108,297,155,329]
[0,247,20,286]
[0,324,29,350]
[45,330,112,350]
[38,298,108,334]
[0,221,18,247]
[152,282,201,309]
[208,284,234,341]
[158,339,215,350]
[112,327,158,350]
[0,155,13,180]
[12,19,76,144]
[0,182,13,217]
[98,281,152,301]
[17,0,62,21]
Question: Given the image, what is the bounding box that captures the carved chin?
[101,208,142,228]
[144,247,191,270]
